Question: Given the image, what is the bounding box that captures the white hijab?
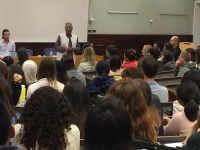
[22,60,37,87]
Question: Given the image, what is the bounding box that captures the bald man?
[169,36,181,61]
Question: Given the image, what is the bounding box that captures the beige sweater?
[164,111,195,136]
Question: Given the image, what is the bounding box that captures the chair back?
[43,48,57,56]
[179,42,194,51]
[27,49,33,56]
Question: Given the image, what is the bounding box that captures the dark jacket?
[163,61,175,71]
[185,132,200,150]
[174,46,181,61]
[87,76,114,103]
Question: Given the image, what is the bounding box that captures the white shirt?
[26,78,64,100]
[12,124,80,150]
[0,39,16,57]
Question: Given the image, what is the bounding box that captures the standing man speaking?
[0,29,16,59]
[54,22,80,61]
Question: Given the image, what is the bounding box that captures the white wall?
[88,0,194,35]
[193,1,200,47]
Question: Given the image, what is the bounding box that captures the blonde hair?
[81,47,96,69]
[142,45,152,57]
[104,78,159,142]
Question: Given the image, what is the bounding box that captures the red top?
[122,60,138,69]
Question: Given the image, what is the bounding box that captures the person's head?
[109,55,121,72]
[37,57,57,88]
[2,29,10,41]
[61,53,74,70]
[22,60,37,87]
[163,50,174,64]
[2,56,14,67]
[186,48,196,62]
[7,64,27,87]
[106,45,117,58]
[82,47,96,69]
[182,71,200,89]
[65,22,73,35]
[142,56,158,79]
[0,77,14,117]
[0,101,14,145]
[0,62,8,79]
[124,49,136,62]
[142,45,152,57]
[196,48,200,65]
[55,60,68,85]
[153,41,164,52]
[148,47,160,59]
[122,68,142,79]
[163,42,175,53]
[178,51,191,65]
[95,60,110,76]
[16,47,28,63]
[63,77,92,138]
[176,81,200,122]
[169,36,179,47]
[17,86,72,150]
[104,78,159,142]
[137,57,145,72]
[84,98,133,150]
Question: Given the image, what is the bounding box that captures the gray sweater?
[174,62,196,76]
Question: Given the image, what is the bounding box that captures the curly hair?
[17,86,72,150]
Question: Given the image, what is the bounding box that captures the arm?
[77,64,84,72]
[183,120,198,145]
[54,35,65,53]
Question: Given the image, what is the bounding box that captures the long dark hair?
[84,98,133,150]
[196,48,200,65]
[55,60,69,84]
[63,77,92,138]
[0,77,14,116]
[17,86,72,150]
[37,57,58,89]
[177,81,200,122]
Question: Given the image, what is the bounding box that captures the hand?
[13,73,22,83]
[158,56,164,61]
[175,59,181,67]
[0,60,6,65]
[163,117,171,125]
[0,56,4,59]
[65,47,72,52]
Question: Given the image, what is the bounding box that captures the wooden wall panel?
[16,34,193,60]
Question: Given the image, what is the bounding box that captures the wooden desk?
[13,56,57,66]
[156,70,175,78]
[155,77,182,87]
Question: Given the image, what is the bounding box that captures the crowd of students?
[0,39,200,150]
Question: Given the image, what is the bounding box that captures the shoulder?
[186,132,200,149]
[59,33,66,37]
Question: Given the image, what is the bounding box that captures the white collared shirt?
[0,39,16,57]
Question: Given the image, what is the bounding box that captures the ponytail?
[184,99,199,122]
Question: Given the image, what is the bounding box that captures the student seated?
[164,81,200,136]
[108,55,122,76]
[104,78,160,143]
[142,56,168,103]
[26,57,64,100]
[162,50,175,71]
[174,51,196,76]
[121,67,142,79]
[63,77,93,138]
[87,60,114,102]
[84,98,134,150]
[55,60,69,85]
[141,45,152,57]
[16,47,28,67]
[12,86,80,150]
[105,45,117,64]
[77,46,96,72]
[121,49,138,69]
[2,56,14,67]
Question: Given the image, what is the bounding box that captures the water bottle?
[50,51,53,57]
[9,51,17,58]
[19,85,26,103]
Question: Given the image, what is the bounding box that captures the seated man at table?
[142,56,168,103]
[121,49,138,69]
[61,53,86,85]
[0,29,16,59]
[16,47,28,67]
